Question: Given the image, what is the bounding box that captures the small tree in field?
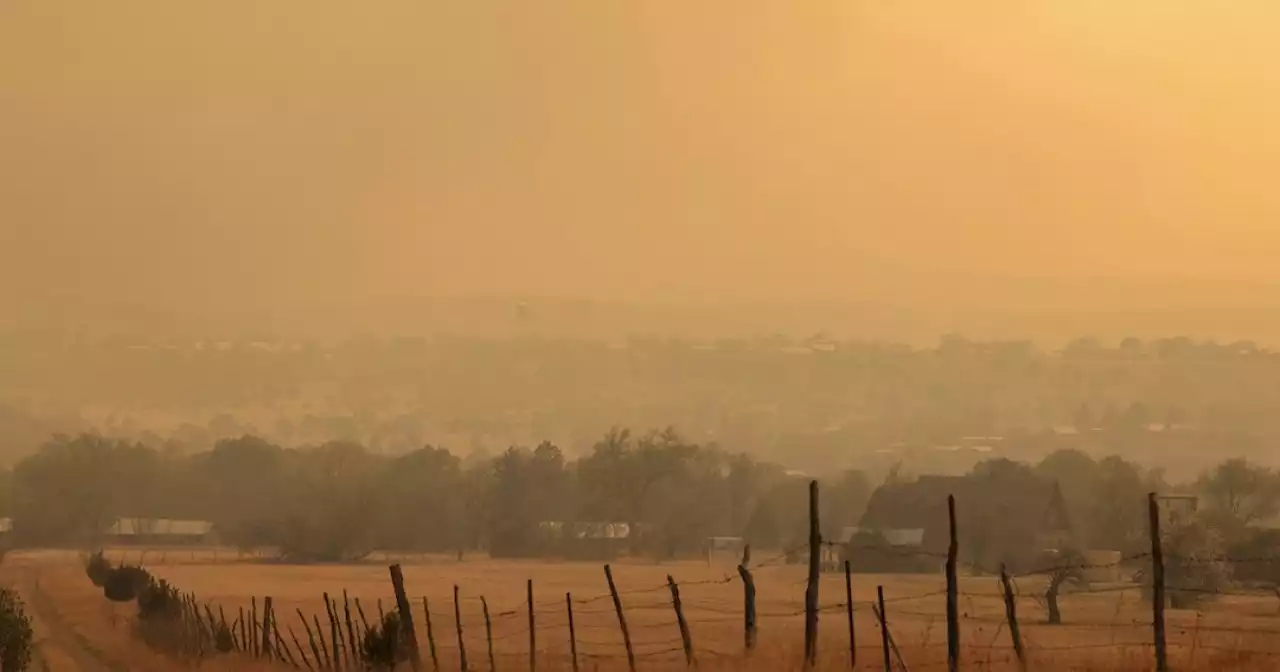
[1037,548,1089,625]
[1141,517,1230,609]
[0,587,34,671]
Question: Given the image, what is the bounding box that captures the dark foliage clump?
[85,550,112,587]
[0,587,34,671]
[362,611,409,670]
[103,565,151,603]
[213,619,235,653]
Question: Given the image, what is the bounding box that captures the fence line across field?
[108,485,1280,671]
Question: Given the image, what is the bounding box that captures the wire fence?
[92,491,1280,671]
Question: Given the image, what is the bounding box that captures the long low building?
[103,518,218,546]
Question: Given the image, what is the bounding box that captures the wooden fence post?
[391,564,425,672]
[262,596,275,659]
[424,597,440,672]
[667,575,694,667]
[604,564,636,672]
[239,606,248,655]
[804,480,821,667]
[946,494,959,672]
[566,593,580,672]
[737,563,756,654]
[343,591,358,668]
[845,560,856,668]
[313,614,332,669]
[252,597,261,658]
[298,609,323,670]
[324,594,342,670]
[290,625,316,672]
[1149,493,1168,672]
[877,586,891,672]
[527,579,536,672]
[482,596,496,672]
[455,585,470,672]
[1000,565,1026,672]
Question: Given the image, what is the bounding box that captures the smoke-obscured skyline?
[5,1,1280,328]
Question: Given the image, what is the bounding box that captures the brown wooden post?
[736,563,757,654]
[290,625,316,672]
[666,575,694,667]
[845,560,856,668]
[455,585,470,672]
[252,596,261,658]
[946,494,959,672]
[526,579,536,672]
[876,586,891,672]
[482,596,496,672]
[298,609,324,670]
[390,564,425,671]
[313,614,332,669]
[344,591,358,668]
[239,606,248,655]
[275,618,300,668]
[424,597,440,672]
[804,480,821,667]
[604,564,636,672]
[1149,492,1168,672]
[566,592,580,672]
[262,596,275,659]
[355,598,372,636]
[324,594,342,670]
[1000,565,1027,672]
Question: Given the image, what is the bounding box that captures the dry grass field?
[7,548,1280,671]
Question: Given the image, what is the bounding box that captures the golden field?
[6,548,1280,671]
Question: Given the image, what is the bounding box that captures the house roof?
[859,473,1071,536]
[105,518,215,537]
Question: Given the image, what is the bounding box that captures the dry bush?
[0,587,33,671]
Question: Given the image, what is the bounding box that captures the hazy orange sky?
[4,1,1280,315]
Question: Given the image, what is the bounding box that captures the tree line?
[5,429,1279,566]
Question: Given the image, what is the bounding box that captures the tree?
[12,434,139,545]
[0,587,33,670]
[1197,458,1280,539]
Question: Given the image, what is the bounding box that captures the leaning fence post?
[946,494,959,672]
[289,625,316,672]
[1000,565,1027,672]
[1149,492,1169,672]
[604,564,636,672]
[455,585,470,672]
[344,591,358,668]
[873,589,910,672]
[737,562,757,653]
[482,596,496,672]
[313,613,332,669]
[527,579,536,672]
[845,560,856,668]
[252,596,261,658]
[566,592,580,672]
[876,586,891,672]
[239,606,249,655]
[324,594,342,671]
[390,564,425,671]
[666,575,694,667]
[298,609,323,670]
[424,597,440,672]
[804,480,821,667]
[262,596,275,659]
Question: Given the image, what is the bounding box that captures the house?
[103,518,218,546]
[851,473,1073,574]
[535,521,631,561]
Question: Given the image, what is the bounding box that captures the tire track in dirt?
[18,570,128,672]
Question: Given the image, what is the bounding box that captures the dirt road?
[16,569,128,672]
